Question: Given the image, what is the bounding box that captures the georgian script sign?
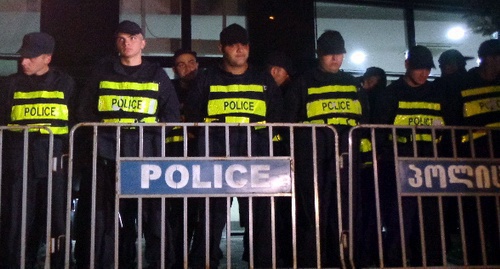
[118,157,292,196]
[397,159,500,194]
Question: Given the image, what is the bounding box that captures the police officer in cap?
[373,45,448,266]
[186,23,283,268]
[74,20,180,268]
[0,32,76,269]
[285,30,367,267]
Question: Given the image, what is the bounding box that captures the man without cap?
[373,45,449,266]
[285,30,367,267]
[0,32,76,268]
[74,20,180,268]
[185,23,283,268]
[167,48,203,268]
[458,39,500,265]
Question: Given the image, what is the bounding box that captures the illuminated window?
[0,0,41,75]
[414,10,491,77]
[315,3,406,75]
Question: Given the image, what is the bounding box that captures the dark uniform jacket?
[285,68,367,134]
[185,63,283,125]
[77,55,180,159]
[1,68,76,176]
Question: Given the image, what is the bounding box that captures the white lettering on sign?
[140,164,272,189]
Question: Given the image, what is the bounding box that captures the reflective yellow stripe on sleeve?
[11,104,69,121]
[461,122,500,143]
[360,138,372,152]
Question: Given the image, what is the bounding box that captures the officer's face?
[116,33,145,60]
[319,53,344,74]
[20,54,51,76]
[221,43,249,68]
[174,53,198,80]
[405,68,431,87]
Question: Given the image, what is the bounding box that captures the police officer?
[74,20,180,268]
[373,45,446,267]
[459,39,500,265]
[0,32,76,268]
[285,30,367,267]
[185,23,283,268]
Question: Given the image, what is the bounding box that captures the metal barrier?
[3,123,498,268]
[0,126,67,269]
[66,122,341,269]
[347,124,500,268]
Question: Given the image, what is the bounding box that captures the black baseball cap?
[17,32,55,58]
[115,20,143,36]
[266,51,296,76]
[407,45,435,69]
[438,49,473,66]
[317,30,346,55]
[478,39,500,59]
[220,24,249,46]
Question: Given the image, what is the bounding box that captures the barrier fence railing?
[2,123,499,268]
[348,124,500,269]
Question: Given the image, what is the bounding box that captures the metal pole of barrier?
[183,196,188,268]
[89,125,98,269]
[417,195,427,266]
[20,129,29,269]
[458,195,468,265]
[114,127,121,269]
[44,130,55,268]
[290,126,298,269]
[371,127,385,268]
[162,197,167,269]
[347,127,354,269]
[392,127,408,266]
[66,127,76,268]
[311,126,321,268]
[476,197,487,264]
[204,125,210,268]
[226,196,232,269]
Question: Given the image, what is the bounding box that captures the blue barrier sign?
[398,159,500,194]
[119,158,292,195]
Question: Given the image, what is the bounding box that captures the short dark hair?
[173,48,197,61]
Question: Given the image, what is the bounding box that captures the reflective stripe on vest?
[360,138,372,152]
[463,96,500,117]
[210,84,264,93]
[102,117,157,123]
[306,98,362,118]
[308,85,357,95]
[99,81,159,91]
[10,90,69,135]
[461,122,500,143]
[11,104,69,121]
[305,117,358,126]
[393,114,445,126]
[207,98,266,118]
[98,95,158,114]
[7,123,68,135]
[389,133,439,143]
